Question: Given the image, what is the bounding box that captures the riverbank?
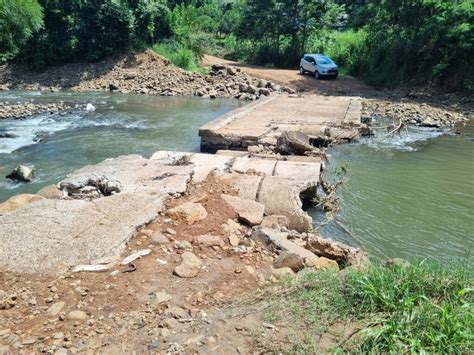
[0,50,287,103]
[0,54,472,353]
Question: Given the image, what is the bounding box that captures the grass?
[262,261,473,353]
[152,41,206,73]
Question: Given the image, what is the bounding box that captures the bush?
[152,41,199,71]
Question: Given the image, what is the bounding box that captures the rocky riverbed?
[0,102,69,120]
[0,50,289,103]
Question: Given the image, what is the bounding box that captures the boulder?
[173,252,202,278]
[247,85,257,94]
[261,215,289,230]
[282,86,296,94]
[258,88,270,96]
[312,256,339,271]
[306,233,368,267]
[257,79,269,88]
[167,202,208,225]
[226,66,237,76]
[109,83,119,91]
[221,194,264,226]
[273,251,307,272]
[251,228,318,263]
[239,83,248,92]
[0,194,45,213]
[6,165,34,182]
[276,131,314,155]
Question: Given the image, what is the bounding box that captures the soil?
[202,55,473,127]
[1,176,342,354]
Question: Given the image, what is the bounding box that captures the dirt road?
[202,54,373,97]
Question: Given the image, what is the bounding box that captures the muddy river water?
[311,121,474,266]
[1,91,472,265]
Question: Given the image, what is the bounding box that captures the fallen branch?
[388,117,404,135]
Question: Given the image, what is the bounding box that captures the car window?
[305,56,315,63]
[316,57,332,65]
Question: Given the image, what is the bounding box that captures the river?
[310,121,474,267]
[0,91,242,201]
[1,91,472,266]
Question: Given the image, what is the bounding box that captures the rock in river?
[6,165,34,182]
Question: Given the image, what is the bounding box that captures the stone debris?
[46,302,65,317]
[305,234,368,267]
[173,252,202,278]
[72,264,110,273]
[192,235,224,247]
[149,291,172,305]
[0,51,283,104]
[221,194,265,226]
[273,251,308,272]
[65,310,87,321]
[312,256,340,271]
[167,202,208,225]
[120,249,152,265]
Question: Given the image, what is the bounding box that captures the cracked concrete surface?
[0,151,322,275]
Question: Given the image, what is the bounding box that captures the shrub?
[152,41,199,71]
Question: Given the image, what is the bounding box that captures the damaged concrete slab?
[0,151,322,275]
[199,94,364,152]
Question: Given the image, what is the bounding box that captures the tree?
[0,0,43,62]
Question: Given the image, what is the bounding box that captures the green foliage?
[319,29,367,76]
[344,261,473,353]
[0,0,43,63]
[152,41,199,71]
[18,0,172,68]
[359,0,474,90]
[234,0,343,67]
[268,261,473,353]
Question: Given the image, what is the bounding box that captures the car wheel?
[314,71,320,80]
[332,74,338,80]
[299,67,305,75]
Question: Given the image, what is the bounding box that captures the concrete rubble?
[0,148,362,275]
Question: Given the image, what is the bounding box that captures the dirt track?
[202,55,374,97]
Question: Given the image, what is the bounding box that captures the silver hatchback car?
[300,54,339,79]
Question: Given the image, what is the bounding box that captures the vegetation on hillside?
[0,1,472,89]
[263,261,473,353]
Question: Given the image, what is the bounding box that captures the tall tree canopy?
[0,0,44,62]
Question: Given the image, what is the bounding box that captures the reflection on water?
[0,91,243,202]
[310,124,474,266]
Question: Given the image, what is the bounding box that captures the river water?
[0,91,242,201]
[1,91,472,265]
[310,122,474,267]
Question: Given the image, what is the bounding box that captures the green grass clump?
[152,41,202,72]
[266,261,473,353]
[344,261,473,353]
